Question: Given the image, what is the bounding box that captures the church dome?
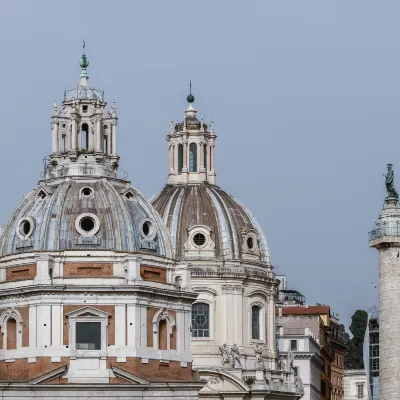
[0,178,171,257]
[151,183,270,264]
[151,91,270,266]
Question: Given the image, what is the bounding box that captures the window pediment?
[65,306,111,319]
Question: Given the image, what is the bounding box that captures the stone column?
[95,117,101,152]
[206,144,211,173]
[267,292,277,364]
[52,121,59,153]
[127,303,141,347]
[182,139,188,171]
[111,121,117,155]
[115,305,126,348]
[71,117,77,151]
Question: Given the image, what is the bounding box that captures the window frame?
[290,339,298,351]
[190,295,214,341]
[66,307,110,358]
[191,302,210,339]
[189,142,198,172]
[251,305,261,340]
[249,300,266,344]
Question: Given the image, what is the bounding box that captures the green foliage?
[344,310,368,369]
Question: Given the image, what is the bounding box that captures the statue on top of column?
[385,164,398,199]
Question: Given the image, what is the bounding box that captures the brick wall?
[63,263,113,277]
[6,264,36,282]
[140,265,167,283]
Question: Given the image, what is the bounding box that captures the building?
[151,94,304,398]
[276,305,339,400]
[276,274,306,306]
[0,48,203,398]
[363,308,379,399]
[369,164,400,400]
[277,311,324,400]
[331,315,346,400]
[344,370,368,400]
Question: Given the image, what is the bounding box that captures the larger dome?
[151,183,270,265]
[0,177,171,257]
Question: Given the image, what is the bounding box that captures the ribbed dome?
[0,178,171,257]
[151,183,270,265]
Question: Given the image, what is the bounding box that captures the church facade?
[0,48,304,399]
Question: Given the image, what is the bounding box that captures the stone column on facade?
[233,285,243,346]
[28,305,37,358]
[206,143,211,174]
[51,120,59,154]
[95,116,101,152]
[209,141,216,185]
[127,303,141,347]
[51,304,62,359]
[115,304,126,349]
[71,117,77,151]
[111,121,117,155]
[77,122,82,152]
[34,254,52,284]
[181,138,189,183]
[267,292,277,365]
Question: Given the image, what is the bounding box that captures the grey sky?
[1,1,395,327]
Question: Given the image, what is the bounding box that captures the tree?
[344,309,368,369]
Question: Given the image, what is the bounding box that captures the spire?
[79,40,89,86]
[187,81,195,104]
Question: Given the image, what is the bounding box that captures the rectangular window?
[357,383,364,399]
[82,105,88,113]
[251,306,260,340]
[76,322,101,350]
[290,339,297,351]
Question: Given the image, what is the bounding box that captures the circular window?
[193,232,206,247]
[80,217,95,232]
[75,213,100,236]
[247,236,254,250]
[16,217,35,239]
[82,187,92,197]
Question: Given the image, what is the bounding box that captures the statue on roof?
[385,164,398,199]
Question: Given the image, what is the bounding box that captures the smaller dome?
[80,55,89,68]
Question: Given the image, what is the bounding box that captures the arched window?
[7,319,17,350]
[178,144,183,173]
[81,123,89,151]
[189,143,197,172]
[192,302,210,338]
[252,305,261,340]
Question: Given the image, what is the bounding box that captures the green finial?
[79,40,89,69]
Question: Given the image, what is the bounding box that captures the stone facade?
[369,195,400,400]
[343,369,368,400]
[151,95,304,399]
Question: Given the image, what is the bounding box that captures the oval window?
[20,220,31,236]
[143,221,151,237]
[193,233,206,247]
[247,236,254,250]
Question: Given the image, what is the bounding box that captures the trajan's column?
[369,164,400,400]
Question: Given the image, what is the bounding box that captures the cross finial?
[83,40,86,54]
[189,80,192,95]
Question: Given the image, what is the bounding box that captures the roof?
[276,305,331,316]
[151,183,271,264]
